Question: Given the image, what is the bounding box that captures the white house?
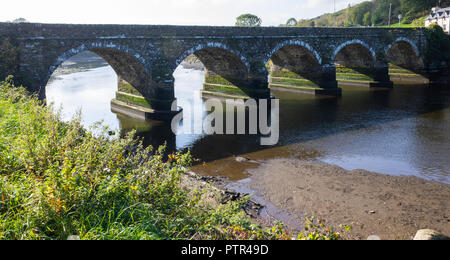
[425,7,450,34]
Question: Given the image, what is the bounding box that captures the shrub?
[0,78,348,240]
[424,24,450,65]
[0,78,252,240]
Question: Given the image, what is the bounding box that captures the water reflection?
[46,52,450,184]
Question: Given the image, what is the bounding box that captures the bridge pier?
[369,63,394,88]
[111,64,182,122]
[336,62,393,88]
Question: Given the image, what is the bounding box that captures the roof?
[426,7,450,20]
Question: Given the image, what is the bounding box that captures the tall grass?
[0,77,258,240]
[0,77,346,240]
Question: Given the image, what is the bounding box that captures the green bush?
[0,78,348,240]
[424,24,450,65]
[0,78,254,240]
[411,16,426,27]
[115,92,152,109]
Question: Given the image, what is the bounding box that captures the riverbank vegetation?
[294,0,449,28]
[0,77,347,240]
[424,24,450,65]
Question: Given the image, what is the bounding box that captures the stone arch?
[333,40,378,85]
[385,37,420,57]
[175,42,250,70]
[266,41,325,91]
[175,42,252,98]
[265,40,322,65]
[332,39,376,62]
[46,42,153,98]
[386,37,424,74]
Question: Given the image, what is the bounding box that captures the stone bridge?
[0,23,432,119]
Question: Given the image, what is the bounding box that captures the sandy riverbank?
[192,156,450,240]
[237,158,450,240]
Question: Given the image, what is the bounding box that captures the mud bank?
[232,158,450,240]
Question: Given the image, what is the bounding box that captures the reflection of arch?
[385,37,420,57]
[332,39,376,62]
[265,40,322,65]
[176,42,249,70]
[46,42,152,97]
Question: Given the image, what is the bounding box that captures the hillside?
[294,0,450,27]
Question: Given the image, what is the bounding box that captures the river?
[46,52,450,185]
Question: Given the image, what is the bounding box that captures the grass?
[115,92,152,109]
[203,83,249,97]
[0,76,348,240]
[377,24,416,28]
[270,77,319,88]
[118,80,142,96]
[204,75,235,86]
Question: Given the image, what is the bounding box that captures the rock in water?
[413,229,450,240]
[235,157,250,162]
[67,235,80,240]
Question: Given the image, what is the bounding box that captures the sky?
[1,0,368,26]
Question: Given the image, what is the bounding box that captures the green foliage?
[118,79,142,96]
[400,0,449,23]
[296,0,441,27]
[203,83,248,97]
[0,79,247,240]
[411,16,426,27]
[0,79,349,240]
[235,14,262,27]
[116,92,151,109]
[373,0,401,25]
[10,18,28,23]
[350,2,374,26]
[286,18,298,27]
[363,12,372,26]
[297,217,352,240]
[344,4,352,27]
[270,77,319,88]
[424,24,450,65]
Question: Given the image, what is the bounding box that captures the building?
[425,7,450,34]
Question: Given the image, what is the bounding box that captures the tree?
[400,0,450,23]
[11,18,28,23]
[363,12,372,26]
[344,4,352,27]
[371,0,400,25]
[235,14,262,27]
[350,1,373,25]
[286,18,298,27]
